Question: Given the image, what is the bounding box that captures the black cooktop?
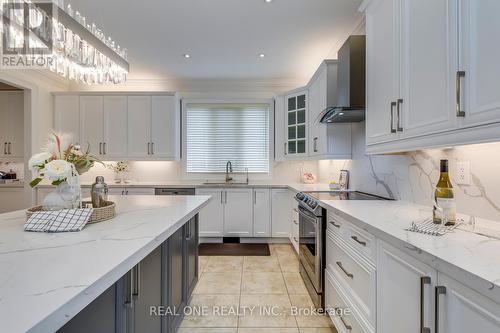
[305,191,392,201]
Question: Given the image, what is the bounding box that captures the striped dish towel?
[24,208,94,233]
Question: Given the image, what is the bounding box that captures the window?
[185,103,270,173]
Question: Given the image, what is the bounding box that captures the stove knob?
[296,193,305,200]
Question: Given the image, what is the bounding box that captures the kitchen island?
[0,195,211,333]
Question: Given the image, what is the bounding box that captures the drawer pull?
[293,236,298,243]
[351,235,367,246]
[435,286,447,333]
[329,221,341,228]
[336,261,353,279]
[337,311,352,331]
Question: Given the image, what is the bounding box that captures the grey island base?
[0,195,211,333]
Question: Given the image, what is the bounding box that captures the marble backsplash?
[319,122,500,222]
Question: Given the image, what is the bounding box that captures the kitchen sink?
[202,181,249,186]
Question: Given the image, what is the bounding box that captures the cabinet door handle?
[8,142,11,154]
[293,236,298,242]
[337,310,352,331]
[313,137,318,152]
[284,142,287,155]
[147,142,151,155]
[3,143,6,155]
[132,264,140,298]
[351,235,366,246]
[456,71,466,117]
[121,190,124,195]
[336,261,353,279]
[397,98,404,131]
[390,101,397,133]
[421,276,432,333]
[253,191,257,205]
[103,142,106,155]
[124,271,133,308]
[99,142,102,155]
[435,286,447,333]
[151,142,154,155]
[293,219,299,225]
[221,191,223,204]
[329,221,341,228]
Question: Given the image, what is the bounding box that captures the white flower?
[28,152,52,171]
[44,160,73,182]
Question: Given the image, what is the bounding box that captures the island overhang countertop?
[0,195,211,333]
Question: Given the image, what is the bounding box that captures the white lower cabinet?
[196,187,294,239]
[325,269,371,333]
[436,273,500,333]
[107,187,155,195]
[271,188,294,238]
[224,188,253,237]
[377,240,437,333]
[377,239,500,333]
[290,206,299,254]
[253,189,271,237]
[196,188,224,237]
[0,188,27,213]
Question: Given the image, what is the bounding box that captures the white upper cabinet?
[398,0,457,139]
[127,96,152,158]
[365,0,399,145]
[274,94,286,161]
[103,96,128,158]
[308,61,352,159]
[364,0,500,153]
[54,93,179,161]
[459,0,500,127]
[80,96,104,157]
[0,92,24,159]
[151,95,178,159]
[55,95,80,143]
[285,89,309,158]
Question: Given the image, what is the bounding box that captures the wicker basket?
[26,201,116,224]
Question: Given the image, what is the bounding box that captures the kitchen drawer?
[344,222,376,263]
[327,210,375,263]
[326,230,376,325]
[325,269,372,333]
[327,210,346,236]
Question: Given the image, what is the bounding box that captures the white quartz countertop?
[0,195,211,333]
[320,199,500,304]
[36,181,332,193]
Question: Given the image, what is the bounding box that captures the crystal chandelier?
[0,0,129,85]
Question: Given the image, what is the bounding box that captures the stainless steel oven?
[295,190,391,309]
[298,204,324,308]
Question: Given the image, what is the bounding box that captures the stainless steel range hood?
[319,35,366,123]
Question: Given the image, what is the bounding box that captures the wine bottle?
[433,159,456,225]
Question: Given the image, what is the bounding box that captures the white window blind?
[186,103,270,173]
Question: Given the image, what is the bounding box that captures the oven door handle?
[298,205,319,220]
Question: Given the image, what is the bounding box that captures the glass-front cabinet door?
[286,90,308,157]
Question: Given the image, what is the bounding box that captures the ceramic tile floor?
[178,244,337,333]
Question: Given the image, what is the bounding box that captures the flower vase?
[42,175,82,210]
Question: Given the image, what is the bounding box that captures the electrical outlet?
[456,161,471,185]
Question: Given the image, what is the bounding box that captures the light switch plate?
[456,161,471,185]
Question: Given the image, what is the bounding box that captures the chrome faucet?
[225,161,233,183]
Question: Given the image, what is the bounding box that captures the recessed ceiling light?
[183,54,191,59]
[265,0,273,3]
[258,53,265,58]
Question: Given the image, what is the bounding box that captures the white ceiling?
[70,0,363,85]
